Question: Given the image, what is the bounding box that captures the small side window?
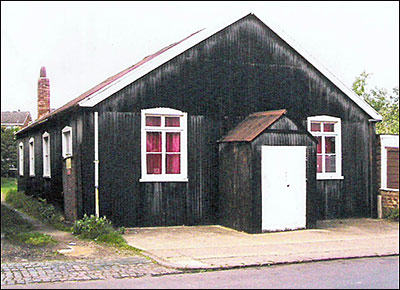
[62,126,73,158]
[42,132,51,177]
[29,137,35,176]
[19,142,24,176]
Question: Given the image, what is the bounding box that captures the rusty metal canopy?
[219,109,287,142]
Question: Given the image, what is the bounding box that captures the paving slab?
[123,218,399,270]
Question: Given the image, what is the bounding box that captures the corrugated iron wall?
[94,112,219,227]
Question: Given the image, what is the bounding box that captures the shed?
[218,109,317,233]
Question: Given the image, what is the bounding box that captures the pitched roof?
[16,29,203,134]
[1,111,31,126]
[219,109,287,142]
[17,13,381,135]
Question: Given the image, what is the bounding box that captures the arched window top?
[142,107,185,116]
[307,115,340,122]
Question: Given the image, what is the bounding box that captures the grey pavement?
[1,218,399,286]
[123,218,399,270]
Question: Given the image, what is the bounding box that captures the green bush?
[72,214,114,239]
[384,208,399,221]
[71,214,140,252]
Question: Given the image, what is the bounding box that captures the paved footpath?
[1,257,183,286]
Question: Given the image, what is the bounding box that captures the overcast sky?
[1,1,399,119]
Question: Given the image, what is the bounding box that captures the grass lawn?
[1,177,57,246]
[1,177,142,254]
[1,177,17,200]
[1,203,33,235]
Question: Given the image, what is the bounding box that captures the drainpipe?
[377,195,383,219]
[94,112,99,217]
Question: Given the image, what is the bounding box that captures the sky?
[1,1,399,120]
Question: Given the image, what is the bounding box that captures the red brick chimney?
[37,66,50,120]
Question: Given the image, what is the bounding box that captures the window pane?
[325,155,336,173]
[165,117,180,127]
[146,116,161,126]
[44,137,49,156]
[317,155,322,173]
[64,131,71,154]
[147,154,162,174]
[166,132,180,152]
[166,154,181,174]
[325,137,336,154]
[146,132,161,152]
[316,136,322,154]
[311,122,321,132]
[323,123,335,132]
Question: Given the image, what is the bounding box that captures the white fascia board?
[78,32,205,107]
[78,13,382,121]
[78,15,239,108]
[263,19,382,121]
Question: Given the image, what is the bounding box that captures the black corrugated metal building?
[16,13,382,232]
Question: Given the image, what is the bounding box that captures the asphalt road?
[2,256,399,289]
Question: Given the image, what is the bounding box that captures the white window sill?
[317,174,344,180]
[140,176,188,183]
[380,188,399,192]
[43,175,51,178]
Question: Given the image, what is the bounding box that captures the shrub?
[71,215,140,252]
[384,208,399,221]
[72,214,114,239]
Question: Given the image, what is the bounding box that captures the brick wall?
[380,189,399,214]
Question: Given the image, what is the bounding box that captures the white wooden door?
[261,146,306,231]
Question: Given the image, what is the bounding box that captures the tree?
[1,126,19,177]
[352,71,399,134]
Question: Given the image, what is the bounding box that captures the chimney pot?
[40,66,47,78]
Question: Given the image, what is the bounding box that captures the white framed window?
[42,132,51,177]
[140,107,188,182]
[379,135,399,190]
[29,137,35,176]
[18,142,24,176]
[307,116,343,180]
[62,126,73,158]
